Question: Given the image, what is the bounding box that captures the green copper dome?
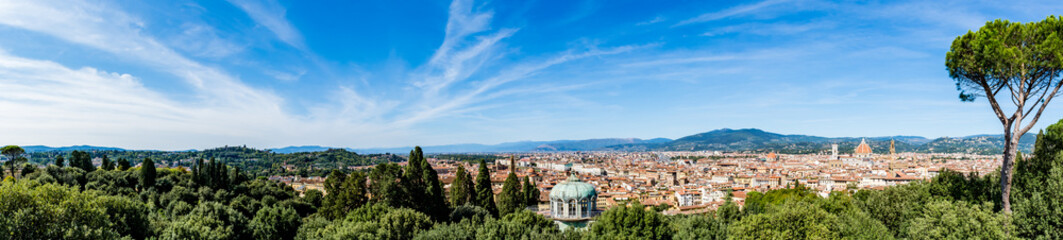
[549,175,597,201]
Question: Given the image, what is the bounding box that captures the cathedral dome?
[855,138,873,155]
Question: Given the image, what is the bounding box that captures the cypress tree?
[450,165,473,206]
[54,156,64,167]
[474,159,498,216]
[117,158,130,171]
[402,146,448,220]
[139,157,156,190]
[498,171,523,216]
[70,150,93,172]
[522,176,539,207]
[402,147,426,208]
[101,155,114,171]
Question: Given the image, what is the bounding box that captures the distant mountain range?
[17,128,1037,155]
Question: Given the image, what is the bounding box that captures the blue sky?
[0,0,1061,150]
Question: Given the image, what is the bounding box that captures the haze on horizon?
[1,0,1062,151]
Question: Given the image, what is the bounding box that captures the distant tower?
[831,144,838,160]
[889,139,900,170]
[889,139,896,157]
[510,156,517,173]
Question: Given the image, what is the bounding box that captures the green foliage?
[321,171,368,220]
[302,189,323,209]
[1013,118,1063,239]
[651,203,672,212]
[20,163,35,177]
[728,201,840,240]
[0,181,121,239]
[928,169,1000,210]
[906,200,1013,240]
[101,155,115,171]
[946,15,1063,212]
[55,155,65,167]
[97,194,151,239]
[2,145,26,178]
[449,165,476,206]
[716,192,741,225]
[305,205,433,240]
[251,205,301,240]
[449,205,492,224]
[162,201,251,240]
[140,157,156,190]
[70,150,94,172]
[117,158,130,171]
[472,210,564,240]
[743,183,816,216]
[413,223,475,240]
[192,158,234,190]
[402,146,448,220]
[671,214,723,240]
[27,146,405,177]
[586,203,671,240]
[497,172,524,216]
[521,176,539,207]
[368,163,404,207]
[859,181,933,237]
[474,159,498,216]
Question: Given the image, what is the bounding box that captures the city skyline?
[2,0,1063,150]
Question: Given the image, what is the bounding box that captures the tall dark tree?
[54,155,65,167]
[521,176,539,207]
[449,165,476,206]
[474,159,498,216]
[101,155,114,171]
[116,158,130,171]
[1,145,24,178]
[401,146,448,220]
[70,150,94,172]
[1013,120,1063,238]
[230,166,246,186]
[402,148,427,207]
[368,163,404,207]
[497,171,523,216]
[946,16,1063,212]
[139,158,156,190]
[322,171,368,220]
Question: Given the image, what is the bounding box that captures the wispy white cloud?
[0,0,403,149]
[701,20,834,37]
[168,23,245,59]
[636,16,665,26]
[227,0,305,49]
[0,0,279,108]
[396,0,646,128]
[675,0,792,26]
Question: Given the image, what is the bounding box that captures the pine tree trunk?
[1000,132,1019,213]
